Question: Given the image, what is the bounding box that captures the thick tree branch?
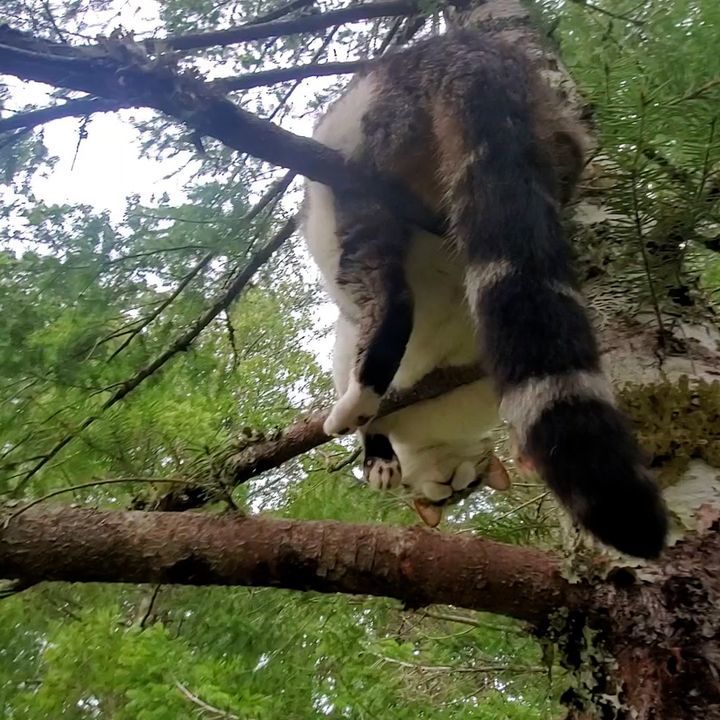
[151,363,486,511]
[157,0,421,52]
[0,61,366,134]
[0,506,575,624]
[0,25,442,236]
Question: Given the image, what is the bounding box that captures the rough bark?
[557,523,720,719]
[2,504,719,717]
[0,506,575,625]
[461,2,720,717]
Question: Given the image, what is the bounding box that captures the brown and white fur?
[302,31,668,558]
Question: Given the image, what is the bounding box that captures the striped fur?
[303,31,667,557]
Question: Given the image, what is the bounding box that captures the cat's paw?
[323,379,381,436]
[408,456,511,526]
[447,457,512,494]
[408,462,479,505]
[364,456,402,490]
[409,467,475,529]
[413,471,454,504]
[449,461,480,492]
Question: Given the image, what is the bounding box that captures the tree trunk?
[462,1,720,717]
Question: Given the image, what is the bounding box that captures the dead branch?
[158,0,421,52]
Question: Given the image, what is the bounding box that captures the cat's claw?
[364,456,402,490]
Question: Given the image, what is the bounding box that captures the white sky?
[3,2,186,213]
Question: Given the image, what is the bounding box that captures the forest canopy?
[1,0,719,718]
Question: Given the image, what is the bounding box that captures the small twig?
[631,106,667,346]
[370,653,543,674]
[268,26,338,123]
[420,610,524,634]
[223,309,240,371]
[138,584,162,630]
[327,447,361,472]
[175,680,240,719]
[671,77,720,105]
[41,0,68,42]
[107,252,213,361]
[568,0,644,27]
[493,492,550,523]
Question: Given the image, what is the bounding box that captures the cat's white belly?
[332,229,501,484]
[391,230,479,389]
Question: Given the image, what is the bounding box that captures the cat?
[302,30,668,558]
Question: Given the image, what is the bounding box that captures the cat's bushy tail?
[434,33,667,558]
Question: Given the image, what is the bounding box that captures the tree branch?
[0,25,442,237]
[107,252,213,361]
[0,506,576,624]
[0,96,126,132]
[157,0,421,52]
[220,59,366,91]
[150,363,486,511]
[244,0,316,26]
[0,60,365,135]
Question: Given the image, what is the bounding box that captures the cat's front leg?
[323,191,413,437]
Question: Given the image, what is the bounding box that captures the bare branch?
[158,0,421,52]
[175,681,239,719]
[0,506,575,623]
[0,58,366,134]
[0,97,126,133]
[0,24,443,236]
[372,654,543,674]
[108,253,213,361]
[245,0,316,26]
